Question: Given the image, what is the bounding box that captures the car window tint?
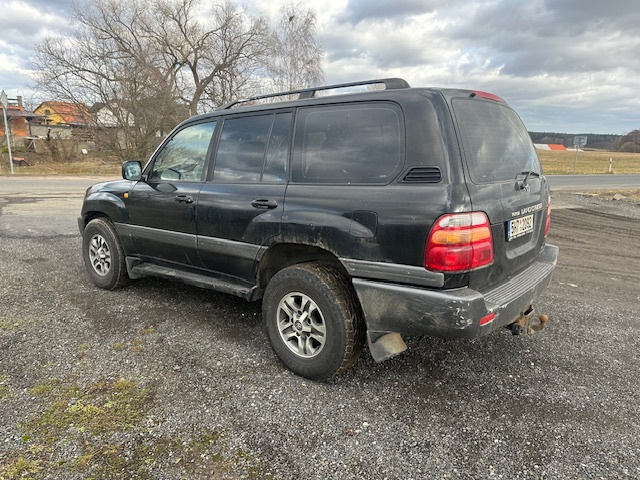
[262,112,292,183]
[293,104,403,184]
[150,122,216,182]
[453,99,541,184]
[214,115,272,183]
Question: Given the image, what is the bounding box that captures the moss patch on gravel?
[0,374,12,399]
[27,378,151,440]
[0,378,270,479]
[0,317,29,331]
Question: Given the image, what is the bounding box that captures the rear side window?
[453,99,541,184]
[213,113,291,183]
[292,103,403,184]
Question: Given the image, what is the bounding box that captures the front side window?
[292,103,403,184]
[150,122,216,182]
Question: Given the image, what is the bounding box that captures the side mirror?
[122,161,142,181]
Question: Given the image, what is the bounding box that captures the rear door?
[451,95,550,290]
[196,112,292,282]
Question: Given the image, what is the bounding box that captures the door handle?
[175,195,194,204]
[251,199,278,209]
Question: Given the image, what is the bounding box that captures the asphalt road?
[0,178,639,479]
[547,174,640,191]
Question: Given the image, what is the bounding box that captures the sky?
[0,0,639,134]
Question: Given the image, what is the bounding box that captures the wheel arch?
[81,210,111,229]
[80,193,129,231]
[256,243,349,292]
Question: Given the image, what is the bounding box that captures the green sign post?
[572,135,587,175]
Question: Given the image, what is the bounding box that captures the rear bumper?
[352,244,558,339]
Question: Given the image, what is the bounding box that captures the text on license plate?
[508,214,534,241]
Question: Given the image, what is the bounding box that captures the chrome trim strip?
[341,258,444,288]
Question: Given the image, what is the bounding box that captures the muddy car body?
[79,78,558,379]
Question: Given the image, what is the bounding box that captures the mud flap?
[367,332,408,363]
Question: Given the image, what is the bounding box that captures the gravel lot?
[0,187,639,479]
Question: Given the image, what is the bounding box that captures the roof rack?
[219,78,411,110]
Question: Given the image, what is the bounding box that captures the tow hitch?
[509,306,549,335]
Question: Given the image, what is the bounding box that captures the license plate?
[508,214,534,241]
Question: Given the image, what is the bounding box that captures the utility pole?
[1,90,14,174]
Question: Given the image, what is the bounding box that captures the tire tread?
[83,217,130,290]
[263,262,365,379]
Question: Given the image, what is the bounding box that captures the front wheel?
[82,218,130,290]
[262,263,365,380]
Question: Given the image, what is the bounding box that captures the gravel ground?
[0,190,639,479]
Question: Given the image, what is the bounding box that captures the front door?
[125,121,217,267]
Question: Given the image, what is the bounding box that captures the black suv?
[79,78,558,380]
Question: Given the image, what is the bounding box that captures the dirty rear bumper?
[352,244,558,340]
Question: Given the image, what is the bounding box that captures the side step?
[128,260,256,300]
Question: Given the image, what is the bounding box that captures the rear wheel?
[262,263,364,380]
[82,218,130,290]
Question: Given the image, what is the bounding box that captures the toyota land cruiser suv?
[79,78,558,380]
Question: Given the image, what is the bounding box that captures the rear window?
[453,99,541,184]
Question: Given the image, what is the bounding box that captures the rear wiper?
[517,170,540,190]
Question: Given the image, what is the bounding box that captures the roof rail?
[219,78,411,110]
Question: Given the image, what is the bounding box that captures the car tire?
[82,218,130,290]
[262,263,365,380]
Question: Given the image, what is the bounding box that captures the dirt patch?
[587,188,640,202]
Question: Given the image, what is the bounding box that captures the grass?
[0,374,11,399]
[0,317,29,331]
[0,152,121,176]
[0,377,270,479]
[1,159,121,176]
[26,378,152,441]
[538,149,640,175]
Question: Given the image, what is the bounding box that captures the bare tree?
[34,0,269,159]
[263,2,324,92]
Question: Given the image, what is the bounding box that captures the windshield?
[453,99,541,184]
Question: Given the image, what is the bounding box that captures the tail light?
[544,197,551,237]
[425,212,494,272]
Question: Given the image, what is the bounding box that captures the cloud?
[318,0,640,133]
[1,0,639,133]
[338,0,441,24]
[27,0,74,12]
[0,0,74,50]
[0,0,76,93]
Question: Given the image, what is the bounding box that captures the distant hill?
[529,132,621,150]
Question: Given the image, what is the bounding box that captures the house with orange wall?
[0,96,35,138]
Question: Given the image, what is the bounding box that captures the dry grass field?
[538,149,640,175]
[2,149,640,176]
[0,154,121,176]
